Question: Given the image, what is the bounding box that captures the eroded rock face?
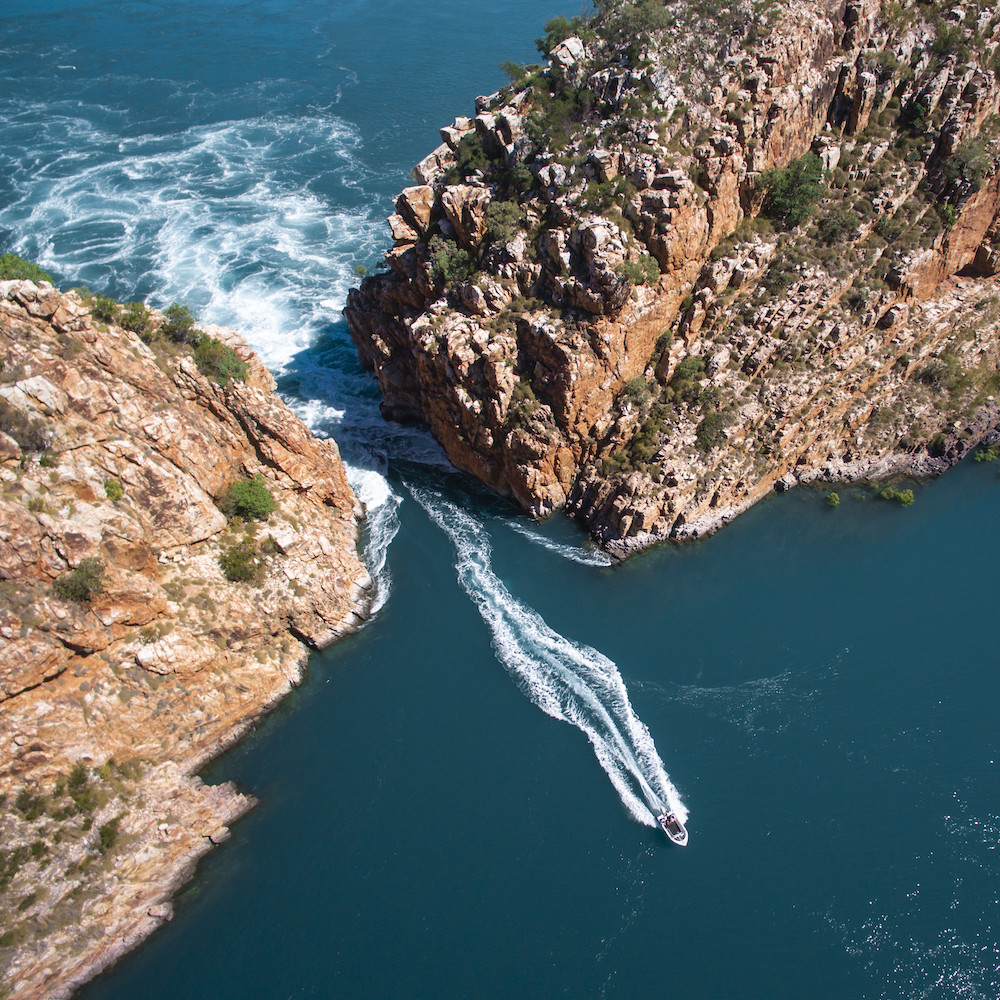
[0,282,371,999]
[346,0,1000,553]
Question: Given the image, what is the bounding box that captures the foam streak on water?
[506,520,615,567]
[411,485,686,827]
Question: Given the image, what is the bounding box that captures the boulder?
[441,185,492,250]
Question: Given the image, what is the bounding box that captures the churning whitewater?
[411,486,687,828]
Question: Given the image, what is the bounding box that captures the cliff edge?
[0,280,371,999]
[346,0,1000,554]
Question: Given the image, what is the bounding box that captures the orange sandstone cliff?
[0,280,371,999]
[346,0,1000,555]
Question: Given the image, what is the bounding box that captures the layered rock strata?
[346,0,1000,554]
[0,281,371,998]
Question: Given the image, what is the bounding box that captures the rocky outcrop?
[346,0,1000,553]
[0,281,371,998]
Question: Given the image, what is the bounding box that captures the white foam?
[507,520,615,567]
[346,465,400,617]
[411,485,687,828]
[0,107,385,371]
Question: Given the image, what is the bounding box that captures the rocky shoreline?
[346,0,1000,554]
[0,280,371,999]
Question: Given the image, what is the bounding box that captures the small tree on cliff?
[760,153,826,229]
[428,236,474,282]
[160,302,198,344]
[218,474,276,522]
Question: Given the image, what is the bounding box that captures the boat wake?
[411,485,686,827]
[506,520,615,567]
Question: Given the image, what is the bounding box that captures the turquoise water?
[3,3,1000,998]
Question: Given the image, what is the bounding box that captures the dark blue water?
[4,3,1000,998]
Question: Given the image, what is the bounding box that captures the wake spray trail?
[506,520,615,567]
[411,486,687,827]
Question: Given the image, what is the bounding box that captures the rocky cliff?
[346,0,1000,554]
[0,280,371,998]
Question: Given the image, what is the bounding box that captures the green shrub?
[761,153,826,228]
[508,162,535,195]
[974,443,999,462]
[219,538,267,584]
[879,484,915,507]
[946,139,992,191]
[817,206,860,245]
[621,376,650,407]
[53,557,105,603]
[14,788,43,821]
[428,235,474,282]
[0,253,53,284]
[695,410,732,452]
[121,301,153,339]
[218,474,276,522]
[826,490,841,508]
[673,355,705,381]
[103,478,124,501]
[615,255,660,286]
[193,336,249,387]
[160,302,197,343]
[937,203,958,229]
[536,14,593,55]
[91,294,121,323]
[448,133,490,182]
[0,398,48,452]
[484,200,525,246]
[61,760,99,813]
[97,816,121,854]
[596,0,674,44]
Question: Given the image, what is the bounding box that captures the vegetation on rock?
[218,473,276,522]
[218,536,269,584]
[193,336,249,386]
[160,302,197,343]
[878,484,916,507]
[346,0,1000,552]
[0,252,53,284]
[0,397,48,452]
[760,154,826,229]
[53,557,105,603]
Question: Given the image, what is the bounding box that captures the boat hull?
[656,811,688,846]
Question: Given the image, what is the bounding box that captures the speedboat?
[656,810,688,846]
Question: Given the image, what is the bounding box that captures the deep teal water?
[3,3,1000,998]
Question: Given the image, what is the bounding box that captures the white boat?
[656,810,688,846]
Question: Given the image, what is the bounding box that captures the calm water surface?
[3,2,999,998]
